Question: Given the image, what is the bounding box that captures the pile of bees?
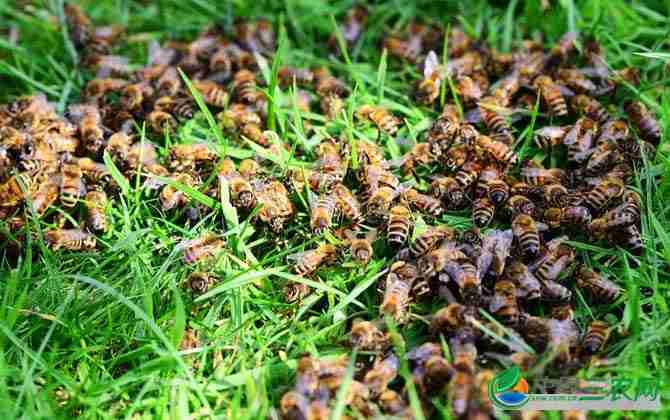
[0,4,662,419]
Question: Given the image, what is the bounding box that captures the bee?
[475,135,517,166]
[402,188,443,217]
[533,75,568,116]
[277,66,314,87]
[519,313,579,355]
[291,243,338,277]
[180,234,225,264]
[329,6,368,52]
[357,105,401,135]
[84,190,107,232]
[381,261,418,322]
[193,80,229,108]
[449,369,474,418]
[556,68,597,94]
[598,119,630,144]
[581,320,611,356]
[543,183,569,208]
[455,161,482,189]
[331,184,361,225]
[156,66,181,96]
[45,228,96,251]
[386,204,412,247]
[416,50,441,105]
[349,318,388,351]
[59,160,85,208]
[571,95,611,125]
[27,175,59,215]
[541,279,573,304]
[63,4,92,49]
[147,110,176,134]
[400,143,434,175]
[313,66,349,97]
[378,390,409,416]
[217,159,255,209]
[238,159,259,179]
[584,177,625,210]
[533,243,575,284]
[120,82,154,111]
[457,75,485,107]
[410,225,455,257]
[84,78,128,100]
[563,410,587,420]
[534,126,569,149]
[430,176,465,209]
[489,280,519,326]
[67,104,105,156]
[504,260,541,300]
[105,132,132,167]
[363,354,399,396]
[478,97,514,145]
[448,260,482,302]
[624,100,661,144]
[547,31,577,66]
[169,143,218,172]
[280,391,309,420]
[543,207,563,230]
[310,195,338,234]
[521,160,565,186]
[344,228,377,265]
[218,104,261,132]
[255,180,294,232]
[428,105,461,156]
[561,205,592,227]
[160,173,196,211]
[472,197,495,227]
[612,224,643,255]
[431,303,474,336]
[477,165,510,205]
[444,143,471,171]
[187,271,217,295]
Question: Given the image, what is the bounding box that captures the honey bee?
[449,369,474,418]
[478,97,514,145]
[489,280,519,326]
[534,125,569,149]
[63,4,92,49]
[120,82,154,111]
[329,6,368,52]
[532,243,575,284]
[218,104,262,132]
[575,266,621,303]
[556,68,597,94]
[59,159,85,208]
[381,261,418,322]
[46,228,96,251]
[400,143,434,175]
[332,183,362,225]
[356,105,401,135]
[104,132,132,166]
[547,32,577,66]
[444,143,471,172]
[521,160,565,186]
[519,313,579,355]
[187,271,216,295]
[430,175,465,209]
[410,225,455,257]
[386,204,412,247]
[217,159,255,209]
[169,143,218,172]
[277,66,314,88]
[378,390,409,416]
[584,177,625,210]
[147,110,177,134]
[402,187,443,217]
[179,234,225,264]
[25,175,58,215]
[280,391,309,420]
[255,180,294,232]
[84,190,107,232]
[571,95,611,125]
[160,173,196,210]
[67,104,105,156]
[477,164,510,205]
[344,228,377,265]
[431,303,474,336]
[455,161,482,189]
[349,318,388,351]
[561,205,592,228]
[238,159,259,179]
[458,75,486,107]
[155,66,181,96]
[533,75,568,116]
[541,279,573,304]
[309,194,338,234]
[504,260,541,300]
[193,79,229,108]
[616,224,643,254]
[581,320,611,356]
[624,100,661,144]
[543,207,563,230]
[598,119,630,145]
[416,51,441,105]
[472,197,495,227]
[290,243,338,277]
[84,78,128,100]
[543,183,570,208]
[363,354,399,396]
[476,135,517,166]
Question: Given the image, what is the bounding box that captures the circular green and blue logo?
[489,365,530,410]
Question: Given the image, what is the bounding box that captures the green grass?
[1,0,670,418]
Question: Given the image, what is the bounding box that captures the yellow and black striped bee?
[84,190,108,232]
[187,271,217,295]
[478,96,514,145]
[431,175,466,209]
[581,320,611,356]
[349,318,388,351]
[46,228,97,251]
[534,125,569,149]
[504,260,541,300]
[624,100,661,144]
[472,197,495,227]
[410,225,455,257]
[233,69,262,105]
[217,159,255,210]
[59,159,85,208]
[416,51,442,105]
[344,228,377,265]
[575,266,622,303]
[381,261,418,322]
[193,79,229,108]
[357,105,402,135]
[584,177,625,210]
[489,279,519,326]
[386,204,412,247]
[402,187,443,217]
[310,194,338,234]
[571,95,611,125]
[475,135,517,166]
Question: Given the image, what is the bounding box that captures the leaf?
[103,152,130,197]
[494,365,521,393]
[154,175,216,208]
[171,289,186,348]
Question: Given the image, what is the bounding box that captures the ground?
[0,0,669,419]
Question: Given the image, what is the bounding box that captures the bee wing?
[365,228,379,242]
[286,250,308,262]
[423,50,440,78]
[488,294,506,312]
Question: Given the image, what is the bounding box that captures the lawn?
[0,0,669,419]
